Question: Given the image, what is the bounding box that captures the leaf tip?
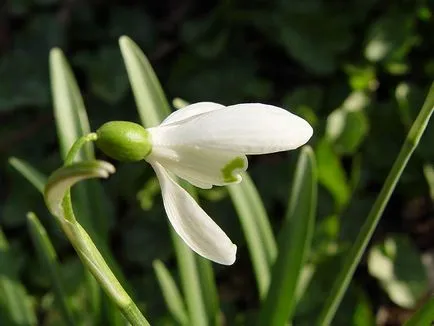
[26,212,36,221]
[119,35,133,49]
[50,47,64,60]
[8,156,17,165]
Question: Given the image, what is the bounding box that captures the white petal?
[150,103,313,154]
[151,161,237,265]
[161,102,225,126]
[147,145,247,189]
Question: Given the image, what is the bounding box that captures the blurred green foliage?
[0,0,433,325]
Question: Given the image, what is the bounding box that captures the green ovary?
[95,121,152,162]
[222,157,246,183]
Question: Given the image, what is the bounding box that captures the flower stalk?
[45,134,150,326]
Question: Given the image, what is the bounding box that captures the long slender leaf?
[50,48,93,161]
[240,173,277,266]
[119,36,171,126]
[258,146,317,325]
[0,229,36,326]
[170,233,208,326]
[317,82,434,325]
[119,35,212,326]
[196,257,220,326]
[8,157,47,193]
[50,47,111,240]
[27,212,76,326]
[228,174,275,299]
[153,260,189,325]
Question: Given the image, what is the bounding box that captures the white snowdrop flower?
[95,102,313,265]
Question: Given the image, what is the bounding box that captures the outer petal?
[147,145,248,189]
[161,102,225,126]
[151,161,237,265]
[150,103,313,154]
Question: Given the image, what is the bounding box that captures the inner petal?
[147,145,248,189]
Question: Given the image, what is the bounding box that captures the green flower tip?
[222,156,246,183]
[95,121,151,162]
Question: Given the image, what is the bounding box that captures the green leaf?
[258,146,317,325]
[119,36,171,127]
[0,229,37,326]
[8,157,47,193]
[153,260,189,325]
[27,212,76,326]
[344,65,377,91]
[368,235,428,309]
[228,173,277,299]
[50,48,93,161]
[170,232,208,326]
[196,257,220,326]
[316,139,351,209]
[326,92,370,154]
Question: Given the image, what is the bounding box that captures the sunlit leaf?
[368,235,428,309]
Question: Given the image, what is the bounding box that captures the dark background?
[0,0,433,325]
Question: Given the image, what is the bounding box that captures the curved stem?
[65,133,97,166]
[57,136,150,325]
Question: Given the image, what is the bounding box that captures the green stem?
[59,136,150,326]
[65,133,97,165]
[317,82,434,326]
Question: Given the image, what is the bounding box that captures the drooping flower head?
[95,102,313,265]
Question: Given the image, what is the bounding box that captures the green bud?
[95,121,151,162]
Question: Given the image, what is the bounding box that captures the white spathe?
[146,102,313,265]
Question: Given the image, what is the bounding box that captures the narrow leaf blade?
[119,36,171,127]
[9,157,47,193]
[258,146,317,325]
[50,48,93,161]
[228,177,272,299]
[27,212,76,326]
[0,229,37,326]
[153,260,189,325]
